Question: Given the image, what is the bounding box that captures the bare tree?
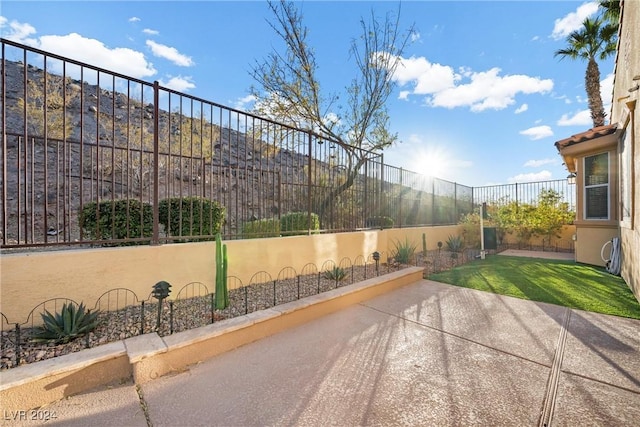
[250,0,414,216]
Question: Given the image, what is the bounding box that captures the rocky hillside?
[1,59,328,245]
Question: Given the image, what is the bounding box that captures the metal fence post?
[399,168,403,228]
[152,81,160,245]
[307,131,313,234]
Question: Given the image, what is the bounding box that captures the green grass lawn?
[429,255,640,319]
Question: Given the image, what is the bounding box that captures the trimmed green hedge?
[79,199,153,246]
[158,197,225,242]
[365,216,394,229]
[242,218,281,239]
[280,212,320,236]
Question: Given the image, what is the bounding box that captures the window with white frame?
[584,152,609,220]
[620,127,632,227]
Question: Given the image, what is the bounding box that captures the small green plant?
[280,212,320,236]
[242,218,280,238]
[445,235,464,259]
[323,266,348,282]
[32,302,100,344]
[392,238,417,264]
[215,233,229,309]
[79,199,153,246]
[422,233,427,257]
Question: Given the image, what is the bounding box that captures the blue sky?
[0,1,615,186]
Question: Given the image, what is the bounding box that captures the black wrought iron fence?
[471,179,576,211]
[1,39,573,249]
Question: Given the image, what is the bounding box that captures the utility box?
[483,227,497,250]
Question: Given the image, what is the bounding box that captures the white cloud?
[0,16,38,44]
[600,72,614,105]
[1,18,157,79]
[551,2,599,40]
[398,90,411,101]
[159,76,195,92]
[428,68,553,112]
[393,56,458,95]
[515,104,528,114]
[146,40,194,67]
[128,17,141,22]
[38,33,156,78]
[410,31,421,43]
[557,73,615,127]
[234,94,256,110]
[143,28,159,35]
[557,109,592,126]
[508,170,553,183]
[520,125,553,140]
[524,158,557,167]
[393,57,553,112]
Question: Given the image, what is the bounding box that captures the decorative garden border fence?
[0,254,380,368]
[0,247,486,369]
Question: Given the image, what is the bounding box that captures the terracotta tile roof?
[554,124,618,151]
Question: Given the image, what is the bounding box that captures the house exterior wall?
[610,0,639,300]
[575,226,619,266]
[572,142,619,267]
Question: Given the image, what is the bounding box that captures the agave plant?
[392,238,417,265]
[323,266,348,282]
[445,235,464,259]
[31,302,100,344]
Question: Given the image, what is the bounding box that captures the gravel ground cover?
[0,266,390,369]
[0,249,477,370]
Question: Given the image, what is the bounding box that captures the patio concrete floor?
[10,253,639,427]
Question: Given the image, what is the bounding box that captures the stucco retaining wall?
[0,226,458,324]
[0,267,423,411]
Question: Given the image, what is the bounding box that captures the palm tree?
[599,0,621,26]
[554,17,617,127]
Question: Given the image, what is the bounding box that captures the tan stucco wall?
[500,225,576,249]
[0,226,458,324]
[611,0,639,300]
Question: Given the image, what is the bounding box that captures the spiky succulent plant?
[31,302,100,343]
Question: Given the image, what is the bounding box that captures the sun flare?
[409,146,450,179]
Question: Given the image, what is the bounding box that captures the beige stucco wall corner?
[124,333,169,384]
[0,341,130,412]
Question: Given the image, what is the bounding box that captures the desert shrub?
[323,266,348,282]
[280,212,320,236]
[242,218,280,239]
[79,199,153,245]
[365,216,394,229]
[460,212,483,249]
[158,197,225,241]
[445,235,464,258]
[392,238,417,264]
